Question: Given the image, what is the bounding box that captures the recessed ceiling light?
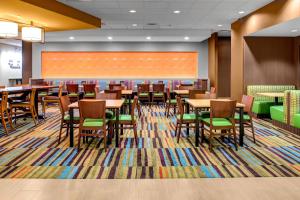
[184,36,190,40]
[173,10,181,14]
[69,36,75,40]
[238,10,245,14]
[217,24,223,27]
[129,10,136,13]
[291,29,298,33]
[107,36,113,40]
[146,36,151,40]
[132,24,137,27]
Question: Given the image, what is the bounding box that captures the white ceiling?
[46,0,273,42]
[250,17,300,37]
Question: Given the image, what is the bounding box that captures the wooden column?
[208,33,218,89]
[22,41,32,84]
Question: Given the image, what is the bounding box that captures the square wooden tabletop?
[186,99,245,108]
[173,90,189,95]
[69,99,125,109]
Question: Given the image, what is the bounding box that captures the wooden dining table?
[68,99,125,147]
[185,99,245,147]
[173,90,189,96]
[257,92,284,105]
[0,85,59,118]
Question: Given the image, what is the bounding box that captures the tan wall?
[208,33,218,88]
[231,0,300,100]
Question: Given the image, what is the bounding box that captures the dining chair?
[152,83,165,104]
[109,96,139,146]
[96,92,117,120]
[235,95,256,143]
[175,96,196,143]
[83,84,96,99]
[137,84,150,103]
[58,95,80,144]
[42,85,63,117]
[0,92,14,134]
[66,84,80,102]
[178,84,194,90]
[10,88,38,125]
[78,100,108,150]
[104,89,122,99]
[189,89,206,99]
[165,87,176,117]
[109,83,121,90]
[201,100,237,151]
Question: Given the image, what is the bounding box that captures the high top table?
[257,92,284,105]
[185,99,245,147]
[0,85,59,118]
[68,99,124,147]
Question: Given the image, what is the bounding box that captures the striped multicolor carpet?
[1,105,300,179]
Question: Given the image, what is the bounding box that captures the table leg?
[195,108,199,147]
[186,102,190,137]
[128,94,132,114]
[34,91,43,119]
[275,97,279,105]
[115,108,120,147]
[239,107,244,147]
[69,107,74,147]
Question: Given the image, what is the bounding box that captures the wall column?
[22,41,32,84]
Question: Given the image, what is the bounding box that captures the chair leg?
[103,128,107,152]
[66,123,70,137]
[233,127,238,151]
[177,123,182,143]
[6,110,14,131]
[166,103,170,117]
[77,129,81,149]
[30,107,37,125]
[1,113,8,135]
[201,123,204,143]
[58,121,64,144]
[133,124,138,146]
[209,130,213,151]
[250,119,256,143]
[42,101,46,118]
[175,122,178,137]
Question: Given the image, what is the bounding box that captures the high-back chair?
[235,95,255,143]
[96,92,117,120]
[1,92,14,134]
[10,88,38,125]
[109,83,121,90]
[78,100,108,150]
[152,83,165,104]
[104,89,122,99]
[83,84,96,99]
[58,95,79,144]
[112,85,126,90]
[175,96,196,142]
[178,84,194,90]
[42,85,63,117]
[109,96,139,146]
[165,87,177,117]
[66,84,79,101]
[137,84,150,103]
[201,100,237,151]
[189,89,206,99]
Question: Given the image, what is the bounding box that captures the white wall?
[32,41,208,79]
[0,43,22,86]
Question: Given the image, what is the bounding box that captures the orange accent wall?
[41,52,198,79]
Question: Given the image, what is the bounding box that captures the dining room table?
[185,99,245,147]
[256,92,284,105]
[68,99,125,147]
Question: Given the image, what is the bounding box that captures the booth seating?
[270,90,300,134]
[247,85,295,116]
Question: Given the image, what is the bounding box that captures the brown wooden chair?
[104,89,122,99]
[152,83,165,104]
[78,100,108,150]
[42,85,63,117]
[58,95,79,144]
[165,88,176,117]
[201,100,237,151]
[10,88,38,125]
[0,92,14,134]
[189,89,206,99]
[109,96,139,146]
[83,84,96,99]
[66,84,79,102]
[137,84,150,103]
[178,84,194,90]
[112,85,126,90]
[235,95,255,143]
[109,83,121,90]
[96,93,117,100]
[175,96,196,143]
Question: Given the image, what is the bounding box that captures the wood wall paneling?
[22,41,32,84]
[208,33,218,88]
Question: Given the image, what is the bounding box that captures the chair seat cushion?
[202,118,233,126]
[292,114,300,129]
[83,118,107,127]
[68,93,79,97]
[252,101,276,115]
[170,99,177,104]
[153,92,164,97]
[84,93,95,97]
[270,106,284,123]
[64,115,80,121]
[138,92,149,97]
[105,110,114,119]
[234,113,251,121]
[112,115,137,122]
[177,114,196,121]
[38,92,48,97]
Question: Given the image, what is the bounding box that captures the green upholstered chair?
[137,84,150,103]
[58,95,80,144]
[152,83,165,104]
[83,84,96,99]
[201,100,237,151]
[165,88,177,117]
[66,84,80,102]
[42,85,63,118]
[175,96,197,143]
[270,91,289,125]
[109,96,139,146]
[78,100,108,150]
[287,90,300,129]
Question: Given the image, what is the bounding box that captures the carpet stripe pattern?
[1,105,300,179]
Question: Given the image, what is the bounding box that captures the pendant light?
[0,21,18,38]
[21,26,43,42]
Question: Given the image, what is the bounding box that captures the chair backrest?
[166,87,171,100]
[131,96,138,121]
[179,85,194,90]
[158,81,164,84]
[193,93,211,99]
[83,84,96,94]
[137,84,150,93]
[58,85,63,97]
[0,92,9,111]
[112,85,126,90]
[210,100,236,119]
[66,84,79,94]
[189,89,205,99]
[241,95,254,113]
[30,88,37,106]
[104,89,122,99]
[59,95,71,114]
[96,93,117,100]
[109,83,121,90]
[79,100,106,120]
[153,84,164,93]
[176,96,184,119]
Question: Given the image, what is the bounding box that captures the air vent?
[144,23,160,30]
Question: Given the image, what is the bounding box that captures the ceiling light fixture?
[129,10,136,13]
[132,24,137,27]
[0,21,18,38]
[108,36,113,40]
[291,29,298,33]
[238,10,245,14]
[173,10,181,14]
[69,36,75,40]
[146,36,151,40]
[217,24,223,27]
[184,36,190,40]
[22,26,43,42]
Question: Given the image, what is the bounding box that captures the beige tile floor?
[0,178,300,200]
